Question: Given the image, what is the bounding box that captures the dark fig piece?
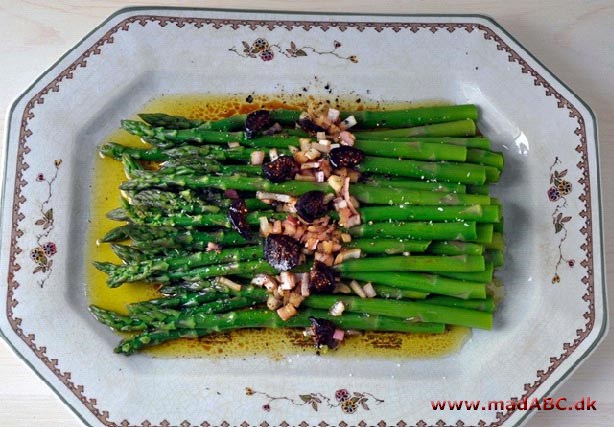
[262,156,299,183]
[295,190,330,223]
[329,146,365,169]
[264,234,302,271]
[308,261,336,294]
[245,110,272,139]
[296,116,325,135]
[228,198,251,239]
[307,317,339,351]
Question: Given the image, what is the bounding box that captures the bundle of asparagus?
[91,102,504,355]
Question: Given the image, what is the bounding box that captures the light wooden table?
[1,1,612,426]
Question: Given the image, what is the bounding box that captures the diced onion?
[327,175,344,193]
[250,150,265,165]
[259,216,271,237]
[216,277,242,292]
[350,280,366,298]
[334,283,352,294]
[256,191,293,203]
[299,138,312,151]
[305,148,321,160]
[345,214,362,227]
[363,282,377,298]
[301,161,321,170]
[206,242,221,252]
[288,292,304,308]
[267,295,282,311]
[277,303,298,320]
[315,171,325,182]
[339,131,355,146]
[340,115,357,129]
[332,329,345,341]
[279,272,296,290]
[327,108,341,123]
[329,300,345,316]
[269,148,278,161]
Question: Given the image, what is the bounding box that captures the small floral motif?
[335,388,350,402]
[31,160,61,287]
[230,38,357,63]
[246,387,383,414]
[548,157,575,284]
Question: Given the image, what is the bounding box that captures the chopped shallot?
[301,161,321,170]
[339,131,355,146]
[340,115,357,130]
[256,191,293,203]
[350,280,366,298]
[299,273,310,296]
[250,150,265,165]
[269,148,279,161]
[279,271,296,290]
[332,329,345,341]
[327,108,340,123]
[329,300,345,316]
[288,293,304,308]
[334,283,352,294]
[362,282,377,298]
[206,242,221,252]
[299,138,312,151]
[259,216,271,237]
[216,277,242,292]
[267,295,282,311]
[277,303,298,320]
[327,175,344,193]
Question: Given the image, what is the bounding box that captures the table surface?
[1,1,612,426]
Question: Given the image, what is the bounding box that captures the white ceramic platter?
[0,7,606,427]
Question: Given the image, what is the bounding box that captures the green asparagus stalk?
[110,244,191,264]
[466,149,504,170]
[357,156,487,185]
[348,221,477,241]
[428,241,484,256]
[344,104,478,128]
[151,259,279,283]
[345,239,431,254]
[91,292,268,332]
[353,139,467,161]
[422,295,495,313]
[118,172,491,206]
[352,119,476,137]
[302,295,493,329]
[486,232,504,250]
[437,262,494,283]
[357,204,500,223]
[353,136,491,150]
[466,184,490,195]
[368,285,429,300]
[485,250,504,268]
[335,255,485,273]
[340,271,486,299]
[473,224,494,244]
[94,245,264,287]
[114,308,446,355]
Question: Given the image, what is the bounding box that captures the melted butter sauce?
[86,93,470,359]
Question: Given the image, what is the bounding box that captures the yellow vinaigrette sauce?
[87,94,470,359]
